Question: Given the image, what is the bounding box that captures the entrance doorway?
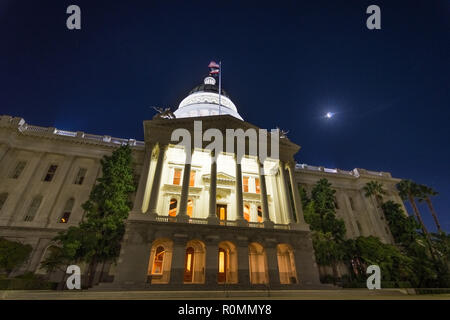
[216,204,227,221]
[218,248,227,283]
[184,247,194,282]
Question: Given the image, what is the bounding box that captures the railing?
[273,224,290,230]
[188,218,208,225]
[248,222,264,228]
[296,163,386,178]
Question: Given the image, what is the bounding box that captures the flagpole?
[218,61,222,115]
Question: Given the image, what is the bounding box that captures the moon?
[325,112,334,119]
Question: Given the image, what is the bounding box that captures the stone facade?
[0,112,406,289]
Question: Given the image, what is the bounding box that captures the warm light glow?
[218,206,226,220]
[152,246,165,275]
[244,204,250,222]
[173,168,182,185]
[189,170,196,187]
[257,206,263,223]
[243,176,249,192]
[255,178,260,194]
[169,198,177,216]
[186,254,192,272]
[219,251,225,273]
[187,199,193,217]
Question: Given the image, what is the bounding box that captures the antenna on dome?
[208,60,222,115]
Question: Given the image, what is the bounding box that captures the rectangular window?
[10,161,26,179]
[24,196,43,222]
[349,197,355,210]
[43,164,58,182]
[255,178,260,194]
[334,196,340,209]
[189,170,196,187]
[173,168,182,185]
[74,168,87,185]
[243,176,249,193]
[219,251,225,273]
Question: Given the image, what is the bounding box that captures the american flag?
[208,61,220,69]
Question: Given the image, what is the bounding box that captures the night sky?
[1,1,449,232]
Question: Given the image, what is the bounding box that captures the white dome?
[173,77,243,120]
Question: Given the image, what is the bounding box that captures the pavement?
[1,289,450,300]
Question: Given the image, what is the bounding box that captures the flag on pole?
[208,61,220,68]
[209,69,220,74]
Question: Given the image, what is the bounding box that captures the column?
[258,159,273,227]
[177,148,193,222]
[279,162,295,224]
[207,151,219,224]
[132,142,154,213]
[237,244,250,286]
[170,239,187,285]
[146,144,167,217]
[265,245,280,286]
[287,161,306,225]
[234,155,245,224]
[205,241,219,286]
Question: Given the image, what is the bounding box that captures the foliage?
[0,237,32,274]
[345,236,415,282]
[382,201,420,246]
[305,179,346,241]
[42,145,136,286]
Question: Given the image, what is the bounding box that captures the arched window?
[244,204,250,222]
[184,247,195,282]
[152,246,165,275]
[24,195,43,222]
[187,199,194,217]
[257,206,263,223]
[169,198,177,216]
[0,192,8,212]
[60,198,75,223]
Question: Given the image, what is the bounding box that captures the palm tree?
[418,184,443,234]
[396,180,429,236]
[363,181,388,234]
[363,181,387,207]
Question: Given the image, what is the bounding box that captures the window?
[10,161,26,179]
[257,206,263,223]
[349,197,355,210]
[152,246,165,275]
[0,193,8,211]
[189,170,196,187]
[243,176,249,193]
[43,164,58,182]
[219,249,225,273]
[173,168,182,185]
[74,168,87,185]
[255,178,260,194]
[60,198,75,223]
[187,199,194,217]
[356,220,363,235]
[244,204,250,222]
[169,198,177,216]
[24,195,43,222]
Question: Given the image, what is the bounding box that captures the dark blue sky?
[1,0,449,232]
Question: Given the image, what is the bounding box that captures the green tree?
[363,181,387,221]
[382,200,420,247]
[0,237,32,275]
[302,179,347,279]
[397,180,429,237]
[43,145,136,287]
[417,184,443,234]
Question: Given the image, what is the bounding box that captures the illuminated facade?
[0,76,406,289]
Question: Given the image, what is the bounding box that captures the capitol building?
[0,74,406,289]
